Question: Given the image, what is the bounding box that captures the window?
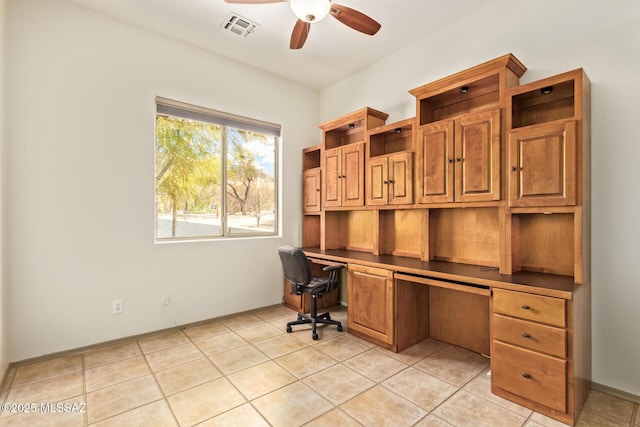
[155,97,279,241]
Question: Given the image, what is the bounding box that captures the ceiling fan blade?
[223,0,285,4]
[330,4,381,36]
[290,19,310,49]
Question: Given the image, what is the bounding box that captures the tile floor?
[0,305,637,426]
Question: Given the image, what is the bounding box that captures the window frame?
[154,97,280,242]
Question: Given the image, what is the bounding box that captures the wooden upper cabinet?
[366,118,415,206]
[323,143,366,207]
[410,54,526,205]
[320,107,389,208]
[367,152,413,206]
[506,68,589,208]
[417,120,454,203]
[302,145,322,213]
[456,109,501,202]
[417,109,500,204]
[303,168,322,212]
[509,121,576,207]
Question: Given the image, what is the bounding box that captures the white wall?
[320,0,640,396]
[5,0,319,361]
[0,0,8,380]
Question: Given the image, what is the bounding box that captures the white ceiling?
[64,0,498,89]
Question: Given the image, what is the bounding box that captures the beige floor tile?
[252,334,308,359]
[182,321,230,341]
[380,338,448,365]
[194,332,248,355]
[413,352,483,387]
[582,390,635,423]
[252,381,333,426]
[432,390,527,427]
[85,356,150,392]
[575,406,634,427]
[154,357,222,396]
[275,347,337,379]
[144,342,203,372]
[413,413,456,426]
[198,403,270,427]
[462,369,533,417]
[527,412,574,427]
[89,400,177,427]
[227,360,296,400]
[167,378,246,426]
[0,396,85,427]
[304,408,362,427]
[84,341,142,369]
[6,371,83,405]
[439,345,490,369]
[86,375,163,424]
[234,323,283,344]
[12,355,82,387]
[137,330,189,354]
[304,364,374,405]
[313,335,369,362]
[290,324,343,344]
[254,306,299,323]
[342,349,407,382]
[220,314,264,330]
[382,367,457,411]
[208,345,269,375]
[340,385,427,427]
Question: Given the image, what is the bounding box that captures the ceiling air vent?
[221,12,258,37]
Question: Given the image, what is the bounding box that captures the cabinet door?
[323,147,342,207]
[509,121,577,207]
[417,121,454,203]
[347,264,395,345]
[455,109,501,202]
[303,169,321,213]
[342,143,365,207]
[366,156,388,206]
[389,152,413,205]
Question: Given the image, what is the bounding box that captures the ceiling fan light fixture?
[290,0,332,23]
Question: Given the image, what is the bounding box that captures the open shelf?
[378,209,425,259]
[428,207,500,267]
[510,80,575,128]
[303,145,321,170]
[324,210,376,253]
[367,118,415,157]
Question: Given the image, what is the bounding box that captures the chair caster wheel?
[286,326,292,333]
[312,332,318,340]
[337,325,343,332]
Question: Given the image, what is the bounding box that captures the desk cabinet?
[491,288,589,425]
[347,264,394,346]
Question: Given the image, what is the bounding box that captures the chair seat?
[297,277,331,295]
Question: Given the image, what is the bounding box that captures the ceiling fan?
[223,0,381,49]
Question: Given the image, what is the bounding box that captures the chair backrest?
[278,246,311,288]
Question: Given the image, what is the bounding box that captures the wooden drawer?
[493,341,567,412]
[493,313,566,358]
[493,288,565,327]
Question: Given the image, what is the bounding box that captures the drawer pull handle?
[522,373,531,379]
[521,333,531,338]
[521,305,530,310]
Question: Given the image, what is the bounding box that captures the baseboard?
[591,382,640,404]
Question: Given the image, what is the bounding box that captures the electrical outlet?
[161,293,171,307]
[112,299,123,314]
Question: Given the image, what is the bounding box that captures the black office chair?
[278,246,344,340]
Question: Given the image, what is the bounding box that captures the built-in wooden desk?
[303,247,590,426]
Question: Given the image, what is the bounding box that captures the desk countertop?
[303,247,582,299]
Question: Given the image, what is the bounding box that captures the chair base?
[286,295,342,340]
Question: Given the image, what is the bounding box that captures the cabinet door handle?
[456,157,462,162]
[522,373,531,379]
[511,166,517,171]
[448,159,453,164]
[521,333,531,338]
[389,180,394,184]
[521,305,530,310]
[383,180,388,184]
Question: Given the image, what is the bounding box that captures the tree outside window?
[155,99,278,240]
